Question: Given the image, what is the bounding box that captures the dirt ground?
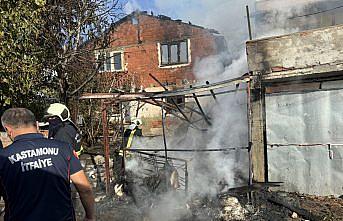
[73,189,343,221]
[0,189,341,220]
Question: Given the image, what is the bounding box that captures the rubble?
[220,197,247,220]
[72,174,343,221]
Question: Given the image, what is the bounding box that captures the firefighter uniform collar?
[14,133,44,142]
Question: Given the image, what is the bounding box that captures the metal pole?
[206,81,218,102]
[192,92,211,126]
[120,102,126,178]
[124,147,249,152]
[185,162,188,193]
[247,81,253,187]
[101,101,111,195]
[149,73,168,91]
[135,100,141,117]
[246,5,253,40]
[149,73,193,123]
[161,104,168,161]
[144,99,198,129]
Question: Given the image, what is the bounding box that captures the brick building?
[92,11,227,135]
[94,10,226,90]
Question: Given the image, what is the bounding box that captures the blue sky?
[133,0,154,9]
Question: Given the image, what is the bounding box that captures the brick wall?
[98,12,221,89]
[92,12,224,135]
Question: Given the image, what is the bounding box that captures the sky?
[121,0,252,30]
[121,0,255,54]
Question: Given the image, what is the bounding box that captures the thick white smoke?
[123,0,332,220]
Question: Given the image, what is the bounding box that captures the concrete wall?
[247,24,343,81]
[246,24,343,194]
[265,86,343,196]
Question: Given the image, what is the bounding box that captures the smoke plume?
[123,0,333,220]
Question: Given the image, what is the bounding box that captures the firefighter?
[120,118,142,157]
[44,103,83,156]
[0,108,95,221]
[45,103,86,213]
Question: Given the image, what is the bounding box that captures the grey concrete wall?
[265,87,343,196]
[268,145,343,196]
[246,24,343,80]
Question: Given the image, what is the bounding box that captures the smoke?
[123,0,141,14]
[122,0,331,220]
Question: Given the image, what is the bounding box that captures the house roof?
[110,10,220,35]
[81,10,221,50]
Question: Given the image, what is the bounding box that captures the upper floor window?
[96,51,124,72]
[159,39,190,67]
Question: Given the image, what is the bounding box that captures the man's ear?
[3,125,9,132]
[4,125,13,140]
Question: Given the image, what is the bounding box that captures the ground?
[73,188,343,221]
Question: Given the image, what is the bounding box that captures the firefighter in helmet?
[45,103,83,156]
[120,118,142,157]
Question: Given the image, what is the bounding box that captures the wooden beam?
[250,78,267,182]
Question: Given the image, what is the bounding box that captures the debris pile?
[74,186,343,221]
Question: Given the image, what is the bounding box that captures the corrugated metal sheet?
[265,87,343,196]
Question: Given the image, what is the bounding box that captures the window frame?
[158,39,191,68]
[95,50,125,72]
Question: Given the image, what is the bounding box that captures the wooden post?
[101,101,111,195]
[250,77,267,182]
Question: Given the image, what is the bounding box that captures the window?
[166,95,185,108]
[113,53,122,70]
[160,40,189,66]
[96,51,123,72]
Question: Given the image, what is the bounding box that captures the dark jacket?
[0,133,82,221]
[48,119,81,152]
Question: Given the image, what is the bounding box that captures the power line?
[289,4,343,19]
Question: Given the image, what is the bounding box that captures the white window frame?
[157,39,191,69]
[95,50,125,72]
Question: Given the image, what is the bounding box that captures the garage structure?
[247,24,343,195]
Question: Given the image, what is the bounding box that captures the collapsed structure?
[78,21,343,220]
[82,8,343,197]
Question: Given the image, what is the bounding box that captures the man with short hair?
[0,108,95,221]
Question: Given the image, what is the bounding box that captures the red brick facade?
[98,11,225,90]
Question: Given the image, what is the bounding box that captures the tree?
[0,0,125,119]
[0,0,53,116]
[43,0,124,103]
